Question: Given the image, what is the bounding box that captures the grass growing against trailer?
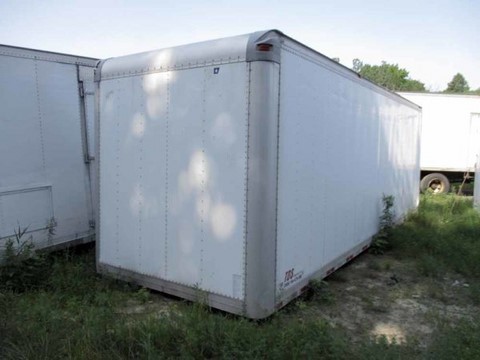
[1,194,479,359]
[391,193,480,280]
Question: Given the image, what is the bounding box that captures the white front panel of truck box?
[276,43,420,294]
[99,62,249,300]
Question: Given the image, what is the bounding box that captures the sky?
[1,0,478,91]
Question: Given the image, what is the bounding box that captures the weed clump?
[0,226,50,292]
[371,195,395,255]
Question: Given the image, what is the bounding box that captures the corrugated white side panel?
[398,93,480,172]
[166,68,205,286]
[0,54,94,249]
[0,57,43,186]
[276,43,420,295]
[99,63,248,300]
[199,64,248,299]
[99,76,159,273]
[37,61,92,238]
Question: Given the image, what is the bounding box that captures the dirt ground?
[292,253,478,347]
[115,251,478,348]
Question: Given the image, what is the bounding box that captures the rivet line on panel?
[104,59,245,81]
[34,59,47,172]
[164,71,170,278]
[274,58,283,300]
[115,79,121,261]
[242,63,252,309]
[138,77,144,269]
[199,68,207,283]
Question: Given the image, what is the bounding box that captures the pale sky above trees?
[1,0,478,90]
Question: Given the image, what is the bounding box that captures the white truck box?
[0,45,98,252]
[398,92,480,193]
[96,30,421,318]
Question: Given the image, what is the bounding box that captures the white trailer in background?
[0,45,98,252]
[96,30,421,318]
[398,92,480,193]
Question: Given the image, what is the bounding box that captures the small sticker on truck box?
[279,268,304,290]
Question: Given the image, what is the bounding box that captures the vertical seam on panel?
[115,80,121,263]
[138,77,145,270]
[164,71,170,278]
[95,74,102,267]
[242,62,252,312]
[200,68,207,285]
[273,60,282,303]
[321,84,327,273]
[34,58,47,172]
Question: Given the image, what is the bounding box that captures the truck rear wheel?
[420,173,450,194]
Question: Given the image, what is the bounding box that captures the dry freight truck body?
[0,45,98,252]
[398,92,480,193]
[96,30,421,318]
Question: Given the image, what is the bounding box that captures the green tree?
[352,59,426,92]
[352,58,363,72]
[445,73,470,93]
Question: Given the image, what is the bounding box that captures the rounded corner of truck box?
[246,30,284,64]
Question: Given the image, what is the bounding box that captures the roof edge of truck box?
[94,29,420,111]
[250,30,422,111]
[398,91,480,100]
[0,44,98,66]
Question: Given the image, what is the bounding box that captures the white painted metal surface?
[276,40,421,298]
[98,63,249,299]
[0,45,98,252]
[398,92,480,173]
[97,30,421,318]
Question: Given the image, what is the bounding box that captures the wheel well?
[420,171,473,183]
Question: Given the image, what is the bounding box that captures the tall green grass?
[0,246,422,359]
[1,194,479,359]
[391,194,480,278]
[0,246,414,359]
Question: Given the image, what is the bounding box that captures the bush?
[0,226,50,292]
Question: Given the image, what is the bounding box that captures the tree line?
[349,58,479,95]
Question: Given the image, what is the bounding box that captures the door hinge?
[84,154,95,163]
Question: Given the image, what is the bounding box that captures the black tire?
[420,173,450,194]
